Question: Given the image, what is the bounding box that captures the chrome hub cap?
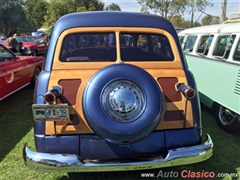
[102,80,145,121]
[218,106,237,125]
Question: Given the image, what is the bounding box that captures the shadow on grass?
[57,108,240,180]
[0,86,34,162]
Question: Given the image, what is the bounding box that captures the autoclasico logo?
[155,170,215,178]
[181,170,215,178]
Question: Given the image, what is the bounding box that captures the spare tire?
[82,64,163,144]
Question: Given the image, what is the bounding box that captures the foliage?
[201,15,221,26]
[0,0,26,34]
[169,14,187,28]
[0,0,105,35]
[43,0,105,31]
[201,15,214,25]
[137,0,213,28]
[24,0,48,32]
[105,3,121,11]
[211,17,220,24]
[186,0,213,27]
[170,14,201,28]
[137,0,187,20]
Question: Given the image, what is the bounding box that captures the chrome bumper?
[23,134,213,172]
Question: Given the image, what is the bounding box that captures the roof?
[179,22,240,34]
[53,11,176,35]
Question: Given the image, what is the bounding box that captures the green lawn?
[0,87,239,180]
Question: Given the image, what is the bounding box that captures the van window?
[179,35,184,44]
[183,35,197,52]
[213,34,236,58]
[233,39,240,61]
[197,35,214,55]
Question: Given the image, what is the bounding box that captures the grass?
[0,87,240,180]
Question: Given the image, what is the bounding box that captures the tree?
[169,14,186,28]
[186,0,213,27]
[0,0,26,34]
[169,14,201,28]
[24,0,48,31]
[137,0,187,20]
[105,3,121,11]
[211,17,220,24]
[43,0,105,29]
[201,15,213,25]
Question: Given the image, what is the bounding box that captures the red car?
[16,36,48,56]
[2,36,48,56]
[0,44,44,100]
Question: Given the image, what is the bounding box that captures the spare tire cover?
[82,63,163,144]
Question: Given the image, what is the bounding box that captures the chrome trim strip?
[34,134,45,138]
[23,134,213,172]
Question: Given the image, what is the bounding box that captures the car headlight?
[25,47,31,54]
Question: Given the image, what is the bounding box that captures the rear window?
[60,32,174,62]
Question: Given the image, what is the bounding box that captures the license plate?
[32,104,70,122]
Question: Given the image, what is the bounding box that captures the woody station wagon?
[23,11,213,172]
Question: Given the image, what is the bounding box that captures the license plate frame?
[32,104,70,122]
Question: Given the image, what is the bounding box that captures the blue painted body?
[34,128,201,158]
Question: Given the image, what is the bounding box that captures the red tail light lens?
[44,92,56,104]
[177,84,195,100]
[186,89,195,99]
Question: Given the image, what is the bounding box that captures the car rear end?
[23,12,213,172]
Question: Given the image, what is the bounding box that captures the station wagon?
[23,11,213,172]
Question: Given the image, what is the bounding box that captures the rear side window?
[183,35,197,52]
[213,34,236,59]
[60,32,174,62]
[196,35,214,55]
[233,39,240,61]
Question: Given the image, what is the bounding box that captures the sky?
[101,0,240,21]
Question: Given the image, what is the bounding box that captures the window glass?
[60,32,174,62]
[183,35,197,52]
[197,35,209,54]
[0,45,14,62]
[233,38,240,61]
[196,35,214,55]
[179,35,184,44]
[60,33,115,62]
[213,34,236,58]
[119,33,174,61]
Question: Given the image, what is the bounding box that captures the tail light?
[44,86,63,104]
[44,91,56,104]
[177,83,195,100]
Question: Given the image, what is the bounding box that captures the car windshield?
[60,32,174,62]
[16,37,37,43]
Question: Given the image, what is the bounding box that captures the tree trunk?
[220,0,227,23]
